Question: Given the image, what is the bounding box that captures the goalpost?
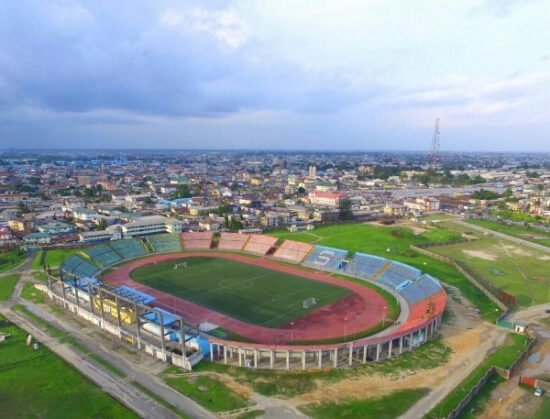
[303,297,317,309]
[173,261,188,270]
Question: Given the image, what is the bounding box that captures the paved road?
[507,303,550,323]
[3,259,215,419]
[0,307,177,419]
[453,219,550,254]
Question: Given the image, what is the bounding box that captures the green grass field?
[165,374,249,412]
[130,257,351,328]
[0,274,20,301]
[44,248,82,268]
[300,388,427,419]
[467,218,550,247]
[0,315,136,418]
[429,238,549,306]
[0,249,27,274]
[270,223,503,322]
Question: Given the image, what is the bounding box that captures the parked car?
[534,388,544,397]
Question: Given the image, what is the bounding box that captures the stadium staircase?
[371,261,393,282]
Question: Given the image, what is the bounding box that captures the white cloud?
[160,7,249,50]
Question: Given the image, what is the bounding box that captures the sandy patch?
[512,248,532,257]
[463,249,497,261]
[291,324,502,406]
[538,255,550,261]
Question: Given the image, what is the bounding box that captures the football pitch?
[130,257,351,328]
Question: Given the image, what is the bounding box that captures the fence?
[447,337,535,418]
[410,244,509,311]
[447,368,496,419]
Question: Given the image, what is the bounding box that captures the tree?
[339,199,353,220]
[173,184,191,198]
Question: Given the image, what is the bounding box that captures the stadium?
[47,232,446,371]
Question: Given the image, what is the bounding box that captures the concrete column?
[114,295,122,334]
[302,351,306,370]
[424,326,429,342]
[98,287,105,326]
[399,336,403,354]
[409,332,414,350]
[224,346,228,364]
[134,303,142,349]
[210,344,214,362]
[159,311,166,361]
[286,351,290,370]
[388,339,393,358]
[74,283,80,307]
[254,350,258,368]
[238,348,243,367]
[348,343,353,366]
[375,344,380,361]
[333,348,338,368]
[61,279,67,308]
[318,350,323,369]
[178,316,184,358]
[362,345,367,364]
[89,286,95,316]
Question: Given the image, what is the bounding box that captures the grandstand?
[377,261,422,289]
[217,232,249,251]
[86,244,121,267]
[272,240,313,263]
[181,232,213,250]
[345,253,388,279]
[110,238,149,259]
[302,245,348,272]
[148,234,183,253]
[242,234,277,255]
[399,289,446,332]
[61,255,100,278]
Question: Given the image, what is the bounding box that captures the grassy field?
[130,257,351,328]
[21,282,46,303]
[165,374,249,412]
[299,389,427,419]
[44,248,82,268]
[426,333,529,419]
[0,274,20,300]
[0,315,136,418]
[467,218,550,247]
[429,238,549,306]
[0,249,27,274]
[31,250,45,269]
[270,223,503,322]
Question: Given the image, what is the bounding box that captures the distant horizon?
[1,147,549,155]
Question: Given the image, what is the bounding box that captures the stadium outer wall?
[207,314,442,370]
[103,251,445,371]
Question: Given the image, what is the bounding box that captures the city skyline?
[1,1,549,151]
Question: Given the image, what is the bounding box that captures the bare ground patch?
[463,249,498,261]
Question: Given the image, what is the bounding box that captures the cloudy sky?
[1,0,549,151]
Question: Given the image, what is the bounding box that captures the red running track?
[104,252,387,344]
